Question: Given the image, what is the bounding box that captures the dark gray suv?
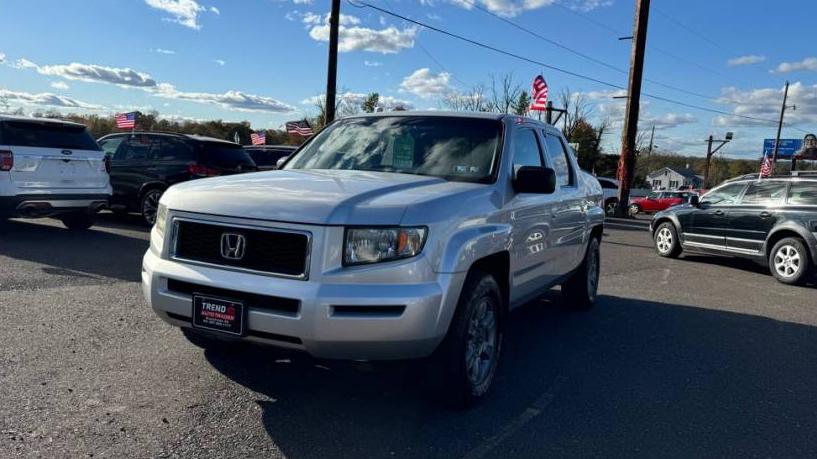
[651,172,817,285]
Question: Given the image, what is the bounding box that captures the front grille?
[167,278,300,315]
[173,220,309,278]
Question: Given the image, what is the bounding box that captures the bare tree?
[442,85,490,112]
[487,73,522,114]
[559,88,594,139]
[312,91,362,128]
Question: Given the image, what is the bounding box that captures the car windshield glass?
[201,143,256,167]
[1,120,100,150]
[647,192,659,199]
[285,116,502,183]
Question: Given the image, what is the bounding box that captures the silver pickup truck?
[142,112,604,407]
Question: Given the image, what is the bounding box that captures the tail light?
[0,151,12,171]
[187,163,221,177]
[104,156,112,174]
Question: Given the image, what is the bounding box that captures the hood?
[161,169,483,225]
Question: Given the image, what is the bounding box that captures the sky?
[0,0,814,159]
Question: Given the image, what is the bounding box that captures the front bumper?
[0,194,109,218]
[142,249,466,360]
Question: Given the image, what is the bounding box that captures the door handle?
[714,210,725,216]
[759,211,772,218]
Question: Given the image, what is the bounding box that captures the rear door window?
[702,182,747,206]
[741,181,788,205]
[1,120,99,150]
[153,137,194,161]
[200,143,256,168]
[788,182,817,205]
[543,133,575,187]
[115,135,156,161]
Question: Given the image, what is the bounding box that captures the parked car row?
[0,114,302,229]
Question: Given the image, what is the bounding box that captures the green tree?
[362,92,380,113]
[569,119,602,171]
[512,91,530,116]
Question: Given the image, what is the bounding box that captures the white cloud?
[727,55,765,67]
[144,0,217,30]
[0,88,102,110]
[773,57,817,74]
[153,48,176,55]
[50,81,70,90]
[304,13,416,54]
[364,60,382,67]
[155,84,296,113]
[439,0,608,17]
[301,92,414,110]
[214,59,226,66]
[293,0,313,3]
[36,62,158,88]
[11,58,38,70]
[715,81,817,127]
[399,68,453,99]
[0,52,5,64]
[644,112,697,130]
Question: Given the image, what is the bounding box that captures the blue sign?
[763,138,802,159]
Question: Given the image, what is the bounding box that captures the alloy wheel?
[656,227,673,254]
[465,298,498,388]
[773,245,801,279]
[142,190,162,226]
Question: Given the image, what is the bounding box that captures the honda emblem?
[220,233,247,260]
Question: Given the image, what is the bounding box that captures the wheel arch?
[765,226,817,265]
[138,182,168,203]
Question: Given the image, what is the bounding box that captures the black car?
[243,145,297,171]
[651,172,817,285]
[98,132,257,224]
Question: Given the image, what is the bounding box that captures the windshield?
[201,143,256,168]
[285,116,503,183]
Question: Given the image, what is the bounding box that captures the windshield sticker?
[392,135,415,168]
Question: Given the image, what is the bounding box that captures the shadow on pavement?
[205,294,817,458]
[679,253,817,287]
[0,218,148,282]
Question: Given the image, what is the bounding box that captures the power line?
[456,0,717,101]
[349,0,805,131]
[652,6,729,53]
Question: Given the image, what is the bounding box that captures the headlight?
[344,227,427,265]
[154,203,168,237]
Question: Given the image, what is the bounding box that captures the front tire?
[428,270,503,409]
[604,199,618,217]
[654,222,682,258]
[628,203,641,216]
[59,212,96,230]
[562,237,601,309]
[769,237,812,285]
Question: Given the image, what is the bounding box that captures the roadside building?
[646,166,703,190]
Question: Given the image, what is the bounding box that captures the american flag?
[250,131,266,145]
[115,112,136,129]
[530,75,548,111]
[286,120,314,136]
[759,153,774,178]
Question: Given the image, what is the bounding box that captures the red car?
[628,191,695,215]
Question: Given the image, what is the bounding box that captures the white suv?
[0,116,111,229]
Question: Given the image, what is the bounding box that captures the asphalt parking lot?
[1,214,816,458]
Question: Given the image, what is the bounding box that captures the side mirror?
[275,156,289,170]
[513,166,556,194]
[689,195,700,207]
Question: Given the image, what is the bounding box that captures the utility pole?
[545,101,553,125]
[647,124,655,156]
[325,0,341,125]
[772,81,793,171]
[702,132,733,189]
[614,0,650,217]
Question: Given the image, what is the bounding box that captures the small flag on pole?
[250,131,266,145]
[759,153,773,178]
[115,112,137,129]
[286,120,314,137]
[530,75,549,111]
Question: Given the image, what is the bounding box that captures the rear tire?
[769,237,812,285]
[562,237,601,309]
[59,212,96,230]
[654,222,682,258]
[140,189,164,226]
[427,270,503,409]
[604,199,618,217]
